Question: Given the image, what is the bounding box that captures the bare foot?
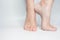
[34,3,57,31]
[24,18,37,31]
[41,25,57,31]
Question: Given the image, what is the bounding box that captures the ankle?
[40,0,54,7]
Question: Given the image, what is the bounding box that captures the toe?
[24,26,30,31]
[32,27,37,31]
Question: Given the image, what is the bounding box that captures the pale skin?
[24,0,57,31]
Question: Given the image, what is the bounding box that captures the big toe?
[32,27,37,31]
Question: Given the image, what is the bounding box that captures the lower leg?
[24,0,37,31]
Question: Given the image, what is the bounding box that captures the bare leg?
[24,0,37,31]
[35,0,57,31]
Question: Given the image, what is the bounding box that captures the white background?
[0,0,60,40]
